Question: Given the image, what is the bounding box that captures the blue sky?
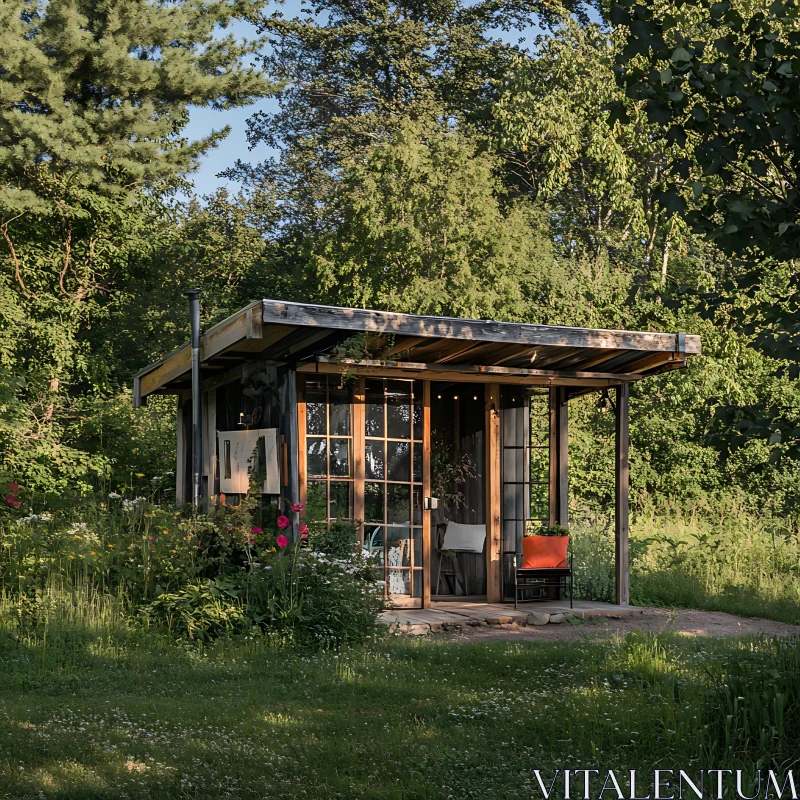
[182,2,546,198]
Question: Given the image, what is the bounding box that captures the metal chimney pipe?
[184,289,203,508]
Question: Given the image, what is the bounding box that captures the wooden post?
[352,378,365,540]
[286,369,301,540]
[615,383,630,606]
[422,380,431,608]
[556,387,569,527]
[485,383,502,603]
[297,375,307,509]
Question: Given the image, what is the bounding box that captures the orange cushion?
[521,535,569,569]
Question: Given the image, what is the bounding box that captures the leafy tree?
[494,19,682,281]
[290,118,555,320]
[0,0,274,491]
[230,0,587,228]
[611,0,800,460]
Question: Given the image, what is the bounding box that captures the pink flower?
[300,532,309,540]
[291,503,304,513]
[276,534,288,549]
[299,524,308,534]
[6,496,20,509]
[276,515,290,530]
[250,526,263,535]
[7,482,19,496]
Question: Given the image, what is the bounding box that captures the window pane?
[412,528,422,566]
[413,399,422,441]
[365,440,385,479]
[386,441,410,481]
[306,386,327,435]
[365,381,384,437]
[330,481,353,520]
[531,446,548,483]
[307,438,327,476]
[363,524,384,557]
[388,569,410,595]
[307,481,327,522]
[387,527,411,568]
[413,443,422,482]
[329,386,351,435]
[386,381,412,439]
[530,483,549,520]
[413,569,423,598]
[386,484,410,524]
[329,438,351,477]
[364,481,384,523]
[412,488,422,525]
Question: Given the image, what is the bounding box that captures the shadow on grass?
[2,628,800,799]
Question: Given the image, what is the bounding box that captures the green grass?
[570,499,800,625]
[1,623,799,799]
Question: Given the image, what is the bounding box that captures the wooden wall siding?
[615,383,631,606]
[485,383,502,604]
[176,402,186,505]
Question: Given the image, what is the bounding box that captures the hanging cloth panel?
[218,429,280,495]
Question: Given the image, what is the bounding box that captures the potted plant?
[521,523,570,569]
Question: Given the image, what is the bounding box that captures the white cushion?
[441,522,486,553]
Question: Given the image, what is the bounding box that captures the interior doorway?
[429,383,487,599]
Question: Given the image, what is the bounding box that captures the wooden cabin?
[133,299,701,609]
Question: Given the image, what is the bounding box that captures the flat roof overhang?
[133,299,701,406]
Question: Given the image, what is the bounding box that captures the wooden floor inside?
[380,600,645,632]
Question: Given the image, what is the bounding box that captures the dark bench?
[512,554,573,610]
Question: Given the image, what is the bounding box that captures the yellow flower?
[68,555,74,560]
[162,529,169,535]
[90,551,96,556]
[107,543,115,549]
[135,473,145,478]
[170,549,177,554]
[72,535,82,541]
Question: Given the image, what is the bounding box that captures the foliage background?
[1,0,798,534]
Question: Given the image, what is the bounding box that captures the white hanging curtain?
[218,428,280,495]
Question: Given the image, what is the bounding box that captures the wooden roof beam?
[262,300,701,354]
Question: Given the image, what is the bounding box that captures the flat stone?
[405,624,430,635]
[486,618,502,626]
[549,613,566,624]
[465,619,481,627]
[428,622,443,632]
[499,623,515,629]
[527,612,550,626]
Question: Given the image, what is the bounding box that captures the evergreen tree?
[0,0,274,491]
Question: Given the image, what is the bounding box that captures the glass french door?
[362,379,425,607]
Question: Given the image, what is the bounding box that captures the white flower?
[108,492,122,500]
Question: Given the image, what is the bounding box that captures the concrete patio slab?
[380,600,645,634]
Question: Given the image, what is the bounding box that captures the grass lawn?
[1,626,798,799]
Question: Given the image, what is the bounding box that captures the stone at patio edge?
[527,612,550,625]
[549,613,566,624]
